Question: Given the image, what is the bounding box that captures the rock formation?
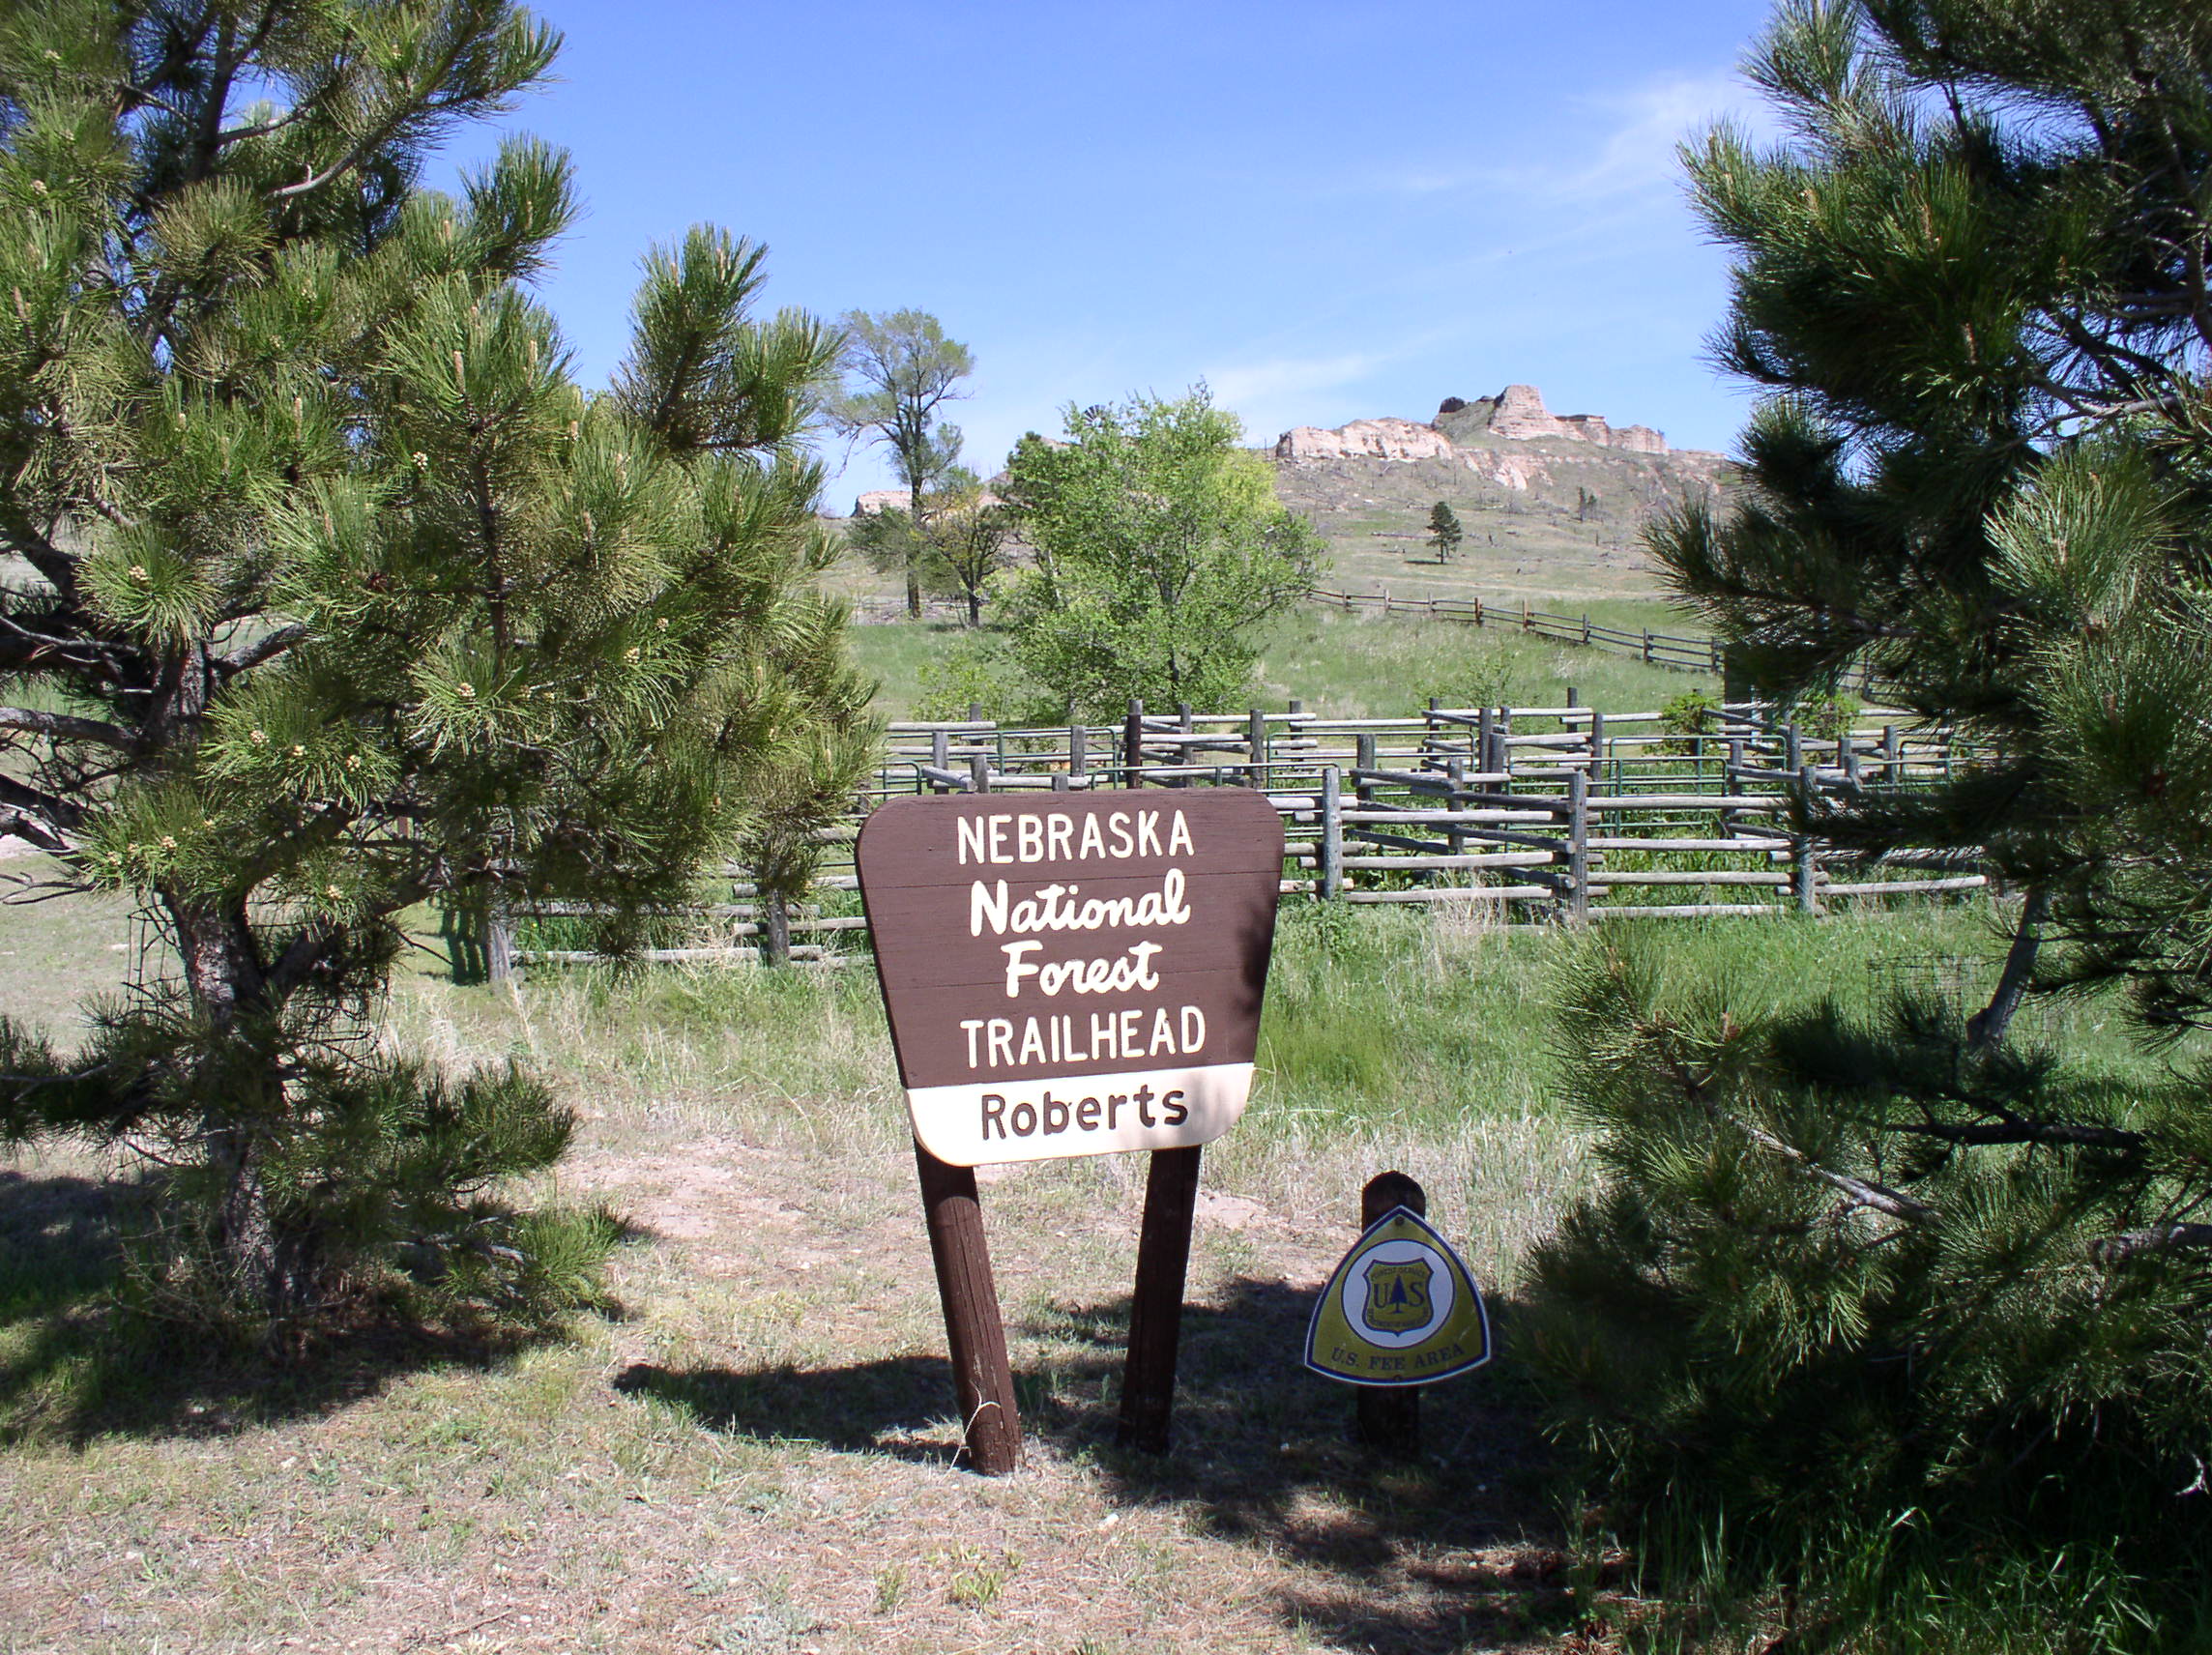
[1273,385,1690,463]
[1273,417,1456,463]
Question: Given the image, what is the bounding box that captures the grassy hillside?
[847,602,1710,721]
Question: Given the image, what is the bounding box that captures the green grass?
[846,601,1708,721]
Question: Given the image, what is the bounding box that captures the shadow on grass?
[0,1168,602,1448]
[613,1354,961,1463]
[622,1275,1573,1655]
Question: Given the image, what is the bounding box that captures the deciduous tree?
[1000,389,1321,719]
[830,310,973,618]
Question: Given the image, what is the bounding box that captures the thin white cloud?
[1204,351,1391,411]
[1353,68,1767,206]
[1560,71,1762,201]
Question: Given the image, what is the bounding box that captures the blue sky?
[441,1,1780,507]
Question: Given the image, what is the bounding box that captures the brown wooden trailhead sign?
[858,789,1285,1470]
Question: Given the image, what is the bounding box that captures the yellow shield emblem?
[1363,1259,1434,1332]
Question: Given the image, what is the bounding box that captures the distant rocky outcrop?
[1274,417,1455,464]
[1276,385,1698,469]
[851,487,1004,516]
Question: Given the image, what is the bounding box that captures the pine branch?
[1657,1029,1936,1222]
[214,624,307,675]
[2091,1224,2212,1264]
[1732,1108,1936,1222]
[1888,1117,2142,1150]
[0,707,140,751]
[0,772,86,834]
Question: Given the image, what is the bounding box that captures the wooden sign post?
[858,790,1284,1469]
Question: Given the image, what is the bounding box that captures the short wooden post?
[1785,720,1803,775]
[1355,1171,1427,1459]
[758,887,792,966]
[930,728,949,792]
[1476,706,1496,777]
[1564,685,1578,709]
[1882,725,1900,783]
[1794,764,1820,915]
[1320,766,1344,900]
[482,898,515,986]
[1642,627,1652,663]
[1354,732,1376,783]
[1118,1145,1205,1453]
[1070,723,1088,777]
[1588,708,1607,790]
[969,749,989,794]
[1123,699,1144,788]
[1566,769,1590,923]
[914,1143,1023,1475]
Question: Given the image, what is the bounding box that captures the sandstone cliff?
[1277,385,1705,467]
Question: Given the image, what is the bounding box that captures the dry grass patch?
[3,936,1591,1655]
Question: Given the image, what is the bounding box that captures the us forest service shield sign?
[856,789,1285,1167]
[1304,1206,1493,1386]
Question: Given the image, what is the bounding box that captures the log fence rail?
[501,695,1989,970]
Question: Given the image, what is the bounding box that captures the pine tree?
[0,3,868,1330]
[1525,0,2212,1635]
[1425,500,1463,562]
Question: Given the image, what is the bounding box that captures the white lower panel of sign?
[906,1063,1255,1166]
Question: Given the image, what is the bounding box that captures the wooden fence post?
[1794,764,1821,915]
[1588,708,1607,790]
[930,728,949,792]
[1118,1145,1205,1453]
[914,1143,1024,1475]
[1124,699,1144,788]
[969,749,989,794]
[1476,706,1496,777]
[1566,769,1590,923]
[483,898,514,986]
[1320,767,1344,900]
[1070,723,1087,777]
[1248,708,1268,788]
[758,888,791,967]
[1355,1171,1427,1458]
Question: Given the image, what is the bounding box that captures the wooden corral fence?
[1308,587,1892,697]
[504,698,1988,972]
